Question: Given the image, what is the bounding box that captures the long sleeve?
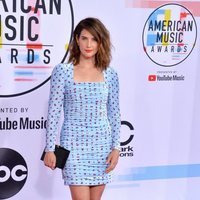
[45,64,67,152]
[106,67,121,150]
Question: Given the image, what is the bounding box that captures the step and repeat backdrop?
[0,0,200,199]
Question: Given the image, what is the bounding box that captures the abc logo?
[120,121,134,146]
[0,148,28,199]
[120,121,134,157]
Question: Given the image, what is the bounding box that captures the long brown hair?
[68,17,112,70]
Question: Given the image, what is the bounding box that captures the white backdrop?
[1,0,200,199]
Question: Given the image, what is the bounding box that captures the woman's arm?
[107,67,121,150]
[45,64,67,152]
[106,67,121,173]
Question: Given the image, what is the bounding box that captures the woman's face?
[76,29,99,60]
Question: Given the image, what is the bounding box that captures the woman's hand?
[44,151,56,170]
[106,149,120,173]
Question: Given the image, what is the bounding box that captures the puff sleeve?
[106,67,121,150]
[45,64,67,152]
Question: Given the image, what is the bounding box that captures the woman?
[44,17,121,200]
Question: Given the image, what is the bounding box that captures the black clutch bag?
[41,145,70,169]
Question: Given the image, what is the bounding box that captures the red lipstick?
[85,49,93,53]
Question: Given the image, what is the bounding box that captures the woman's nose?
[87,39,91,47]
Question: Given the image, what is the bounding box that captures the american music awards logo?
[142,3,197,67]
[0,0,74,97]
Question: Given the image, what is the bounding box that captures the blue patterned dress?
[45,63,120,185]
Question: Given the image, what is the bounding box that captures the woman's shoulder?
[104,66,119,79]
[105,66,118,73]
[53,62,72,71]
[51,63,72,75]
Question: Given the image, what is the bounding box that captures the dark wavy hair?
[68,17,112,70]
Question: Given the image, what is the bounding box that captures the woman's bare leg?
[90,184,106,200]
[69,185,90,200]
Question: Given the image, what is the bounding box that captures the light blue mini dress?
[45,63,120,185]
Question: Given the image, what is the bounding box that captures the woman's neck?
[78,55,96,69]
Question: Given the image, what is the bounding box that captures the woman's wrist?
[113,146,121,151]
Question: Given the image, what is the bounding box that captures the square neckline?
[71,64,106,84]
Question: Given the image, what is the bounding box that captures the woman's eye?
[92,38,98,42]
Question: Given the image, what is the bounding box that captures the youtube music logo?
[148,75,156,81]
